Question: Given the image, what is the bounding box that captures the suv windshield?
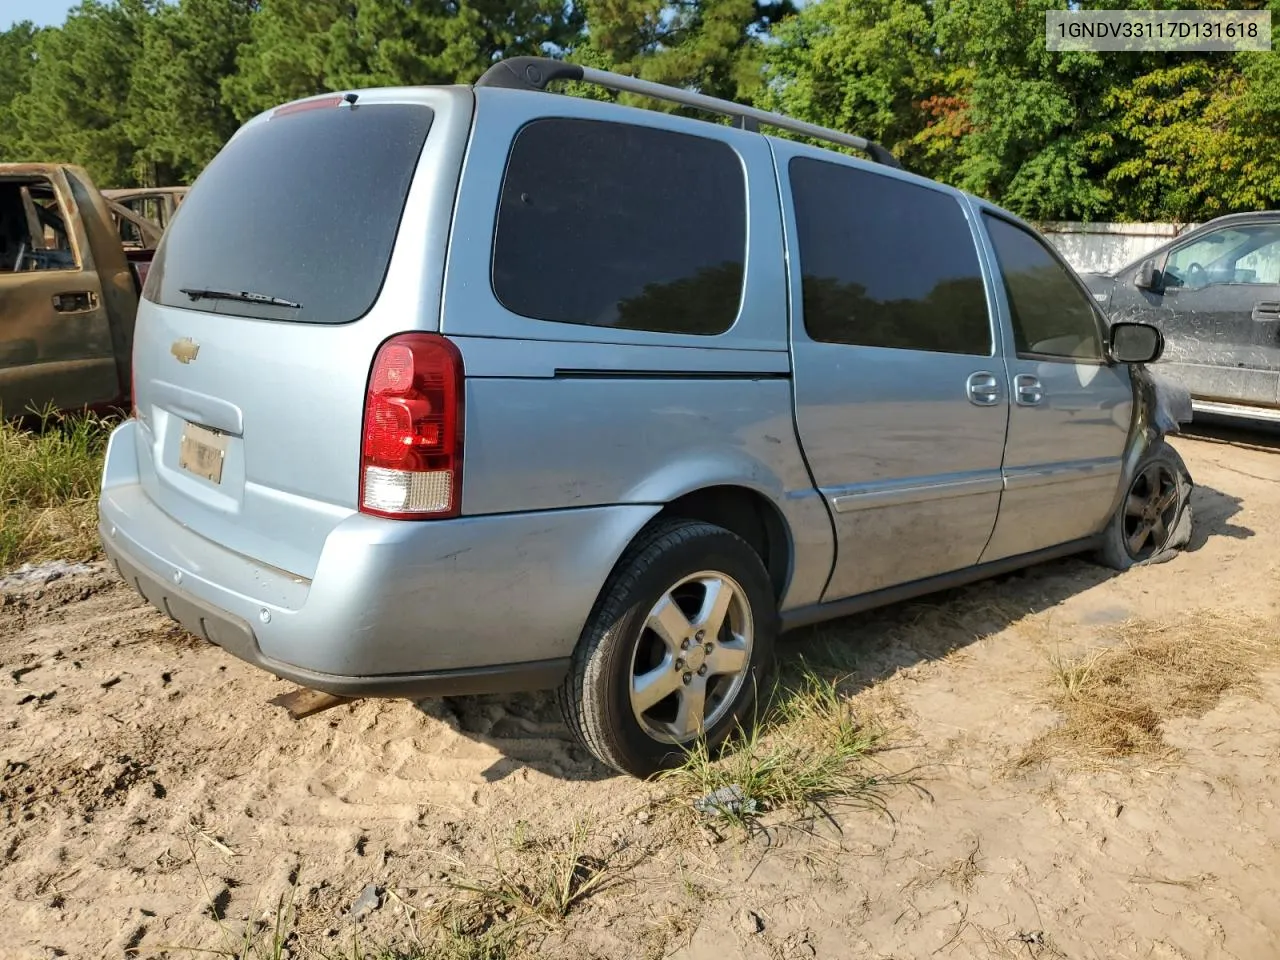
[143,101,433,324]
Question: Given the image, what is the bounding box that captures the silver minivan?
[99,57,1189,777]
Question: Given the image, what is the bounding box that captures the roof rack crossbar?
[476,56,901,169]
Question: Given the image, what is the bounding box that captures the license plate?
[178,422,228,484]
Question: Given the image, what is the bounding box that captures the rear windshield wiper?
[181,287,302,309]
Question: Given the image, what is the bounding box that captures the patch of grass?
[425,921,517,960]
[445,820,631,928]
[1022,611,1279,766]
[660,666,893,830]
[0,410,112,571]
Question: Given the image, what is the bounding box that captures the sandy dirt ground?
[3,429,1279,960]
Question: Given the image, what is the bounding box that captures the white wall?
[1039,222,1199,275]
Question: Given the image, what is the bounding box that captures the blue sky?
[6,0,80,30]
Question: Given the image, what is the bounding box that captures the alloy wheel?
[628,570,754,744]
[1122,462,1181,561]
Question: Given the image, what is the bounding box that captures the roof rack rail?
[476,56,902,169]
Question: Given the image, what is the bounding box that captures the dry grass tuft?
[939,837,983,893]
[0,410,113,571]
[442,820,633,931]
[1022,611,1280,767]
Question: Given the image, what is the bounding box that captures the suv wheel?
[559,519,776,777]
[1099,441,1193,570]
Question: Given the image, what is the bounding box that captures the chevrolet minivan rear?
[124,88,467,578]
[101,85,637,690]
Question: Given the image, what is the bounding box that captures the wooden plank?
[269,687,354,720]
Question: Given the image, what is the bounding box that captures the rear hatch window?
[143,101,433,324]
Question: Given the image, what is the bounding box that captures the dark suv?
[1081,212,1280,422]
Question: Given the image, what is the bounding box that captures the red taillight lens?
[359,333,464,519]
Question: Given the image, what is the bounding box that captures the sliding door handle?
[1015,374,1044,406]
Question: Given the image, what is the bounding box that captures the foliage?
[7,0,151,185]
[578,0,795,103]
[0,411,114,571]
[127,0,258,182]
[221,0,586,122]
[0,0,1276,220]
[0,20,40,161]
[758,0,945,168]
[758,0,1280,221]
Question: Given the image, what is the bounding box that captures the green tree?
[1099,56,1280,222]
[1229,45,1280,212]
[574,0,794,103]
[10,0,153,186]
[933,0,1130,220]
[126,0,257,184]
[0,21,41,161]
[224,0,584,121]
[755,0,944,169]
[5,0,1274,222]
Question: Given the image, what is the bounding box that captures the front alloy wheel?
[1122,461,1181,561]
[1099,440,1193,571]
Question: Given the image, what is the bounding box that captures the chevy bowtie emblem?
[171,338,200,364]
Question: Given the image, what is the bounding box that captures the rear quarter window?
[144,102,433,324]
[491,118,747,335]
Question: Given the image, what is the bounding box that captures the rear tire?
[559,519,777,778]
[1098,441,1193,571]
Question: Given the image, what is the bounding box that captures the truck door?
[0,167,123,416]
[1155,221,1280,407]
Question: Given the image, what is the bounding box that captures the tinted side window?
[983,215,1103,361]
[492,118,746,335]
[788,158,991,355]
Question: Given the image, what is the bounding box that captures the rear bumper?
[99,420,659,697]
[103,541,571,698]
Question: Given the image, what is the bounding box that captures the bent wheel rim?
[1122,462,1181,561]
[628,570,754,745]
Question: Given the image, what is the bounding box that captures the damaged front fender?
[1112,365,1193,505]
[1100,364,1196,564]
[1143,367,1193,437]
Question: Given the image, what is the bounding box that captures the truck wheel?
[559,519,777,778]
[1098,441,1193,571]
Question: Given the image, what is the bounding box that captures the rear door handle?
[1015,374,1044,406]
[966,371,1002,406]
[1252,301,1280,321]
[52,291,98,313]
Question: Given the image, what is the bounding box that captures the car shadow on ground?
[1184,416,1280,449]
[1186,482,1252,551]
[426,479,1250,784]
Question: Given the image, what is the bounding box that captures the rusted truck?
[0,163,158,416]
[103,186,186,250]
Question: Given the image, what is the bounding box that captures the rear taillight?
[359,333,464,519]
